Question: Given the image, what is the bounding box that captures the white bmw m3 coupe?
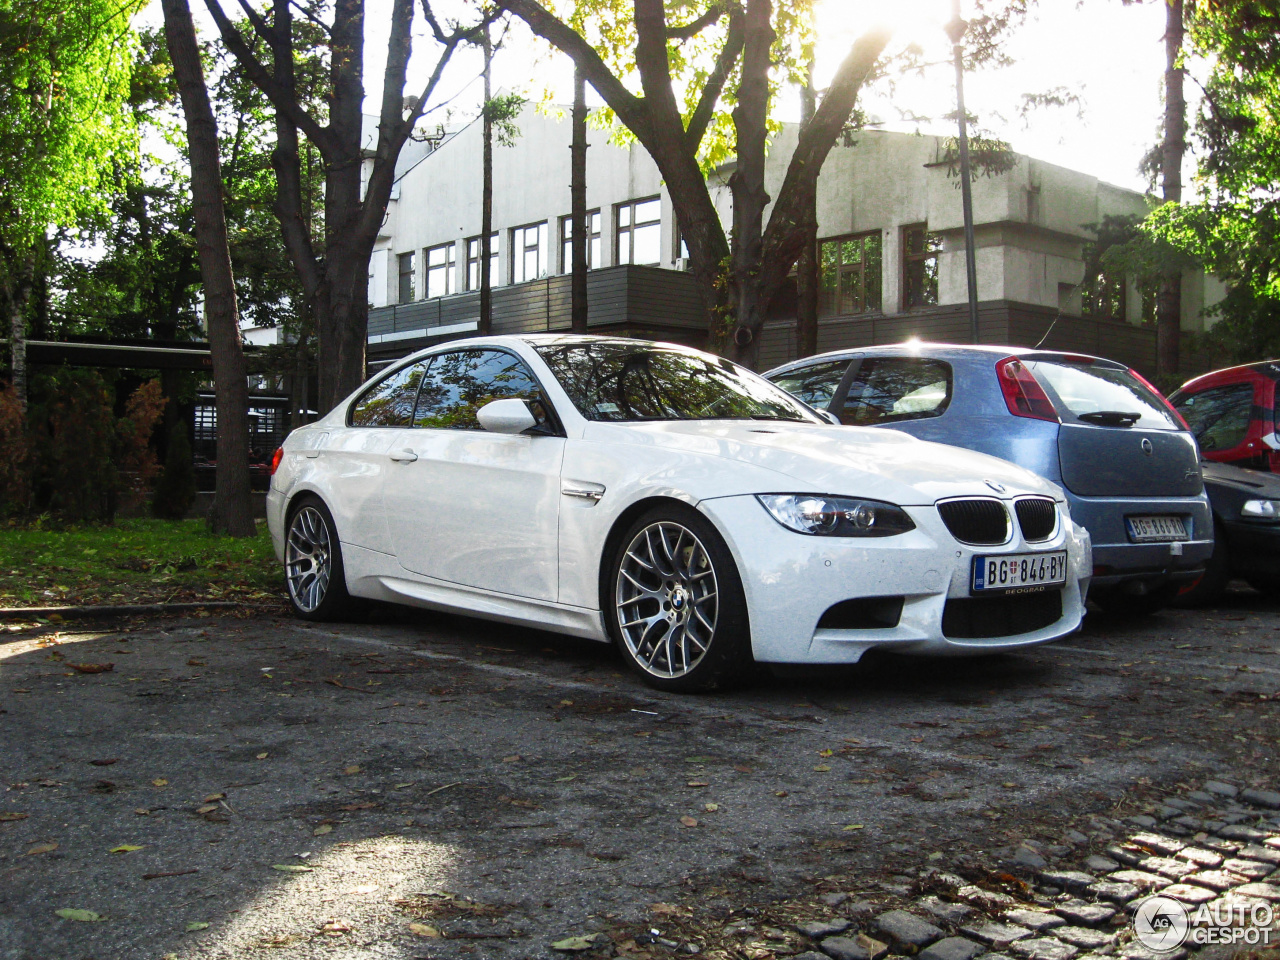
[267,335,1091,691]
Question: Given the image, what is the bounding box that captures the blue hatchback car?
[765,343,1213,613]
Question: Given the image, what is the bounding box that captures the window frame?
[397,251,416,304]
[465,232,499,292]
[424,242,457,299]
[559,209,601,274]
[900,223,941,311]
[614,196,662,266]
[510,221,549,284]
[347,359,430,428]
[818,231,883,318]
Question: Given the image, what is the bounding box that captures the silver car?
[765,344,1213,613]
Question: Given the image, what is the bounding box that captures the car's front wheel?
[606,505,752,692]
[284,496,361,621]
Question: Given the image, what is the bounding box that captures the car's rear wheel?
[1174,519,1230,606]
[284,496,361,621]
[607,506,752,692]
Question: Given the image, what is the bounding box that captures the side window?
[768,361,851,409]
[837,358,953,426]
[1173,383,1255,453]
[414,350,548,431]
[349,362,428,427]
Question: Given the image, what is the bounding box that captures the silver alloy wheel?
[615,521,719,678]
[286,505,332,613]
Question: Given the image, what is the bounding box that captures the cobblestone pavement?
[0,588,1278,960]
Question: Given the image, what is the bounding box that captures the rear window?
[1025,361,1181,430]
[1173,382,1255,452]
[837,358,953,426]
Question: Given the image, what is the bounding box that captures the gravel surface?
[1,587,1278,960]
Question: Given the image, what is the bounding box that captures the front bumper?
[697,495,1090,665]
[1066,492,1213,589]
[1222,517,1280,578]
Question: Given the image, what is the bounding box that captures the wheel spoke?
[287,507,332,614]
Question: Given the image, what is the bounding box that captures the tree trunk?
[163,0,255,537]
[795,70,819,360]
[479,25,494,335]
[1157,0,1185,377]
[570,65,589,333]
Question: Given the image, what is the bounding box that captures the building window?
[560,210,601,273]
[819,232,882,317]
[466,233,498,291]
[425,242,456,299]
[616,197,661,266]
[901,224,941,310]
[1083,270,1126,319]
[397,251,416,304]
[511,221,548,283]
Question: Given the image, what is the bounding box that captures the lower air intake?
[941,591,1063,639]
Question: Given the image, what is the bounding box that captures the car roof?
[765,341,1124,376]
[1175,359,1280,393]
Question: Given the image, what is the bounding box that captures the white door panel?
[322,429,401,552]
[384,431,565,601]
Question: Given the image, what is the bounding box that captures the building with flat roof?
[363,105,1223,373]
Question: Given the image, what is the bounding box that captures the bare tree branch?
[667,3,727,41]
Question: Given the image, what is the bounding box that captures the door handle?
[389,449,418,462]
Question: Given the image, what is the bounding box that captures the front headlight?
[1242,499,1280,520]
[756,494,916,537]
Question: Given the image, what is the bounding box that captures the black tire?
[283,495,363,622]
[605,504,752,693]
[1174,520,1230,606]
[1090,581,1180,617]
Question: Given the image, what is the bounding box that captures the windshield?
[536,341,822,423]
[1025,360,1181,431]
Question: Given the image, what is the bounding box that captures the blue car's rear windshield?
[536,342,820,423]
[1026,360,1181,430]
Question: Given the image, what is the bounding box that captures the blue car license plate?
[972,551,1068,594]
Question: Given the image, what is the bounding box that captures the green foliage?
[0,0,143,247]
[485,91,528,147]
[152,421,198,521]
[0,517,278,607]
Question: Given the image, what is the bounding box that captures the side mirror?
[477,398,538,435]
[816,408,841,426]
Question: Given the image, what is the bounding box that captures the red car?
[1169,361,1280,471]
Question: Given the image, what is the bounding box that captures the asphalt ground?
[1,588,1278,960]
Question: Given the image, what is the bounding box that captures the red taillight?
[270,446,284,475]
[996,357,1058,421]
[1126,367,1191,430]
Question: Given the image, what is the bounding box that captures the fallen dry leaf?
[202,793,225,803]
[679,815,698,828]
[151,779,168,788]
[56,908,103,922]
[256,752,269,760]
[342,765,361,775]
[88,758,118,767]
[186,921,210,932]
[271,864,314,873]
[26,842,57,856]
[551,934,601,952]
[69,663,113,674]
[195,804,219,815]
[842,824,865,831]
[686,780,709,788]
[408,922,441,938]
[0,812,29,822]
[314,824,333,836]
[704,803,719,812]
[110,844,145,853]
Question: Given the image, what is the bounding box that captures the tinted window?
[1174,383,1255,452]
[837,358,952,426]
[350,362,428,427]
[1025,360,1180,430]
[414,350,547,430]
[537,341,820,423]
[769,361,851,409]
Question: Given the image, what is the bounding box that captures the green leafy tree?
[0,0,144,407]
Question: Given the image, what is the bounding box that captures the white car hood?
[585,420,1061,505]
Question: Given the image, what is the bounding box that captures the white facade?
[370,106,1223,333]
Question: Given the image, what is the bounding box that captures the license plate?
[1126,515,1188,542]
[972,551,1068,594]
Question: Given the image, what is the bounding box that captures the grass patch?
[0,518,282,608]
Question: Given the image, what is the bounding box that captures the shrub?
[0,382,32,517]
[117,380,166,511]
[152,422,197,520]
